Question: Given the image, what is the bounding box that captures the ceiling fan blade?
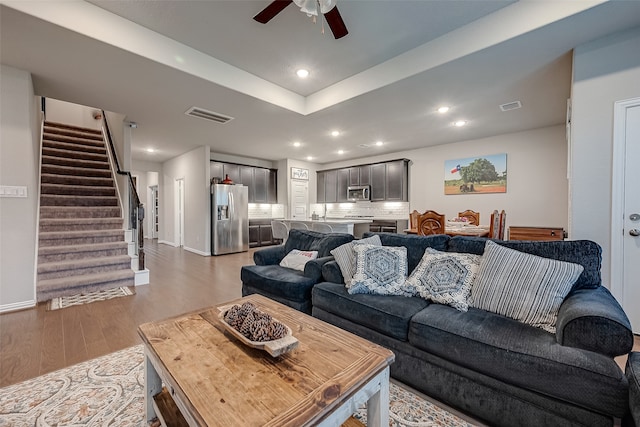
[323,6,348,39]
[253,0,293,24]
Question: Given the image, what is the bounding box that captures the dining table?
[404,224,490,237]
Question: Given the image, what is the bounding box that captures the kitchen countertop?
[283,218,373,224]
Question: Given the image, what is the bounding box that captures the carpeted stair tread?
[43,139,107,155]
[40,194,118,207]
[40,183,116,197]
[42,146,108,162]
[37,255,133,280]
[41,155,110,170]
[39,217,123,232]
[38,242,129,263]
[41,163,112,178]
[40,173,113,186]
[39,229,123,241]
[44,123,103,140]
[40,206,121,219]
[45,121,103,135]
[37,270,135,302]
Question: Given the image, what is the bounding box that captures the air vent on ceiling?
[358,143,371,148]
[499,101,522,112]
[185,107,234,124]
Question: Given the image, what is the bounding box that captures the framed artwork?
[291,167,309,180]
[444,154,507,195]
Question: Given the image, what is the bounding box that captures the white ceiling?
[2,1,640,165]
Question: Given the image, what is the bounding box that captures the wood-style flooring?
[1,240,639,389]
[0,239,255,387]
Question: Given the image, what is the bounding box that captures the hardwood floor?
[0,239,256,387]
[1,240,639,388]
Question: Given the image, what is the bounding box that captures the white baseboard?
[158,240,178,247]
[184,246,210,256]
[0,299,36,313]
[135,269,150,286]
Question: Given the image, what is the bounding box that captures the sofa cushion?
[627,352,640,427]
[240,265,317,303]
[470,241,583,333]
[331,235,382,286]
[312,282,429,341]
[406,248,480,312]
[349,245,411,296]
[284,229,354,258]
[362,232,450,274]
[409,304,629,417]
[279,249,318,271]
[446,236,602,290]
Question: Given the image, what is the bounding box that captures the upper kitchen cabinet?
[317,159,409,203]
[210,160,277,203]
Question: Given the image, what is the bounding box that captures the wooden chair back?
[498,210,506,239]
[409,210,420,230]
[458,209,480,225]
[489,210,506,239]
[417,210,445,236]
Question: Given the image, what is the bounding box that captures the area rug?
[47,286,135,311]
[0,345,478,427]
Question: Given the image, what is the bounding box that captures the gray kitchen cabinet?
[317,171,326,203]
[359,165,371,186]
[385,159,408,201]
[348,167,360,186]
[370,163,386,201]
[337,169,350,202]
[324,170,338,203]
[211,162,224,182]
[240,166,255,201]
[249,219,277,248]
[223,163,240,183]
[253,168,268,203]
[211,160,277,204]
[267,170,277,203]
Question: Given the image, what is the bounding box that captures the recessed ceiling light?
[454,120,467,127]
[306,156,313,161]
[338,150,344,154]
[296,69,309,79]
[331,130,340,137]
[293,141,301,147]
[375,141,384,146]
[146,148,155,153]
[437,106,450,114]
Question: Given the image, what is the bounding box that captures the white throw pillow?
[279,249,318,271]
[349,244,410,296]
[470,241,584,333]
[330,235,382,287]
[406,248,481,312]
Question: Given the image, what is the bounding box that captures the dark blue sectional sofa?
[311,233,634,427]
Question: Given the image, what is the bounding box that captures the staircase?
[36,121,134,302]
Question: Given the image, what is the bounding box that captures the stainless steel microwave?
[347,185,370,201]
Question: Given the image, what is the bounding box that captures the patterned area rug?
[47,286,135,311]
[0,345,478,426]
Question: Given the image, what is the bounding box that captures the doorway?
[612,97,640,333]
[290,180,308,220]
[149,185,158,239]
[175,178,185,247]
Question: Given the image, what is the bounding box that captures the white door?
[175,178,185,247]
[149,185,158,239]
[291,180,308,220]
[612,98,640,333]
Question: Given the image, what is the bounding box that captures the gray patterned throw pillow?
[471,240,584,333]
[330,235,382,287]
[405,248,481,311]
[349,244,410,296]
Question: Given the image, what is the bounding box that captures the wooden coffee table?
[138,294,395,426]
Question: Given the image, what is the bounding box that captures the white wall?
[45,98,102,130]
[0,65,39,311]
[570,26,640,288]
[161,146,210,255]
[322,125,569,230]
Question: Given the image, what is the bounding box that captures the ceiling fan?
[253,0,348,39]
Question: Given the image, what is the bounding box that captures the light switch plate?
[0,185,28,198]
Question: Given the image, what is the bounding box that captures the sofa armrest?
[253,245,287,266]
[556,286,634,357]
[303,256,335,282]
[321,260,345,284]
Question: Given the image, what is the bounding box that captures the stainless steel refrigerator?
[211,183,248,255]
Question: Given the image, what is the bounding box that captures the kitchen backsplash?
[248,204,286,219]
[315,201,410,220]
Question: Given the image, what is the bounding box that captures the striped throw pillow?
[470,241,583,333]
[330,235,382,287]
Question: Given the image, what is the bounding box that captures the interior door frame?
[610,96,640,303]
[175,178,185,247]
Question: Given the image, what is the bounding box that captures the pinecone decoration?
[267,321,287,340]
[238,302,257,319]
[224,305,243,329]
[253,311,272,324]
[249,318,271,342]
[239,310,258,337]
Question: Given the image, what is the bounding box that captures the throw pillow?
[279,249,318,271]
[330,235,382,287]
[471,240,584,333]
[406,248,481,312]
[349,244,410,296]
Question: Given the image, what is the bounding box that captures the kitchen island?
[281,219,372,238]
